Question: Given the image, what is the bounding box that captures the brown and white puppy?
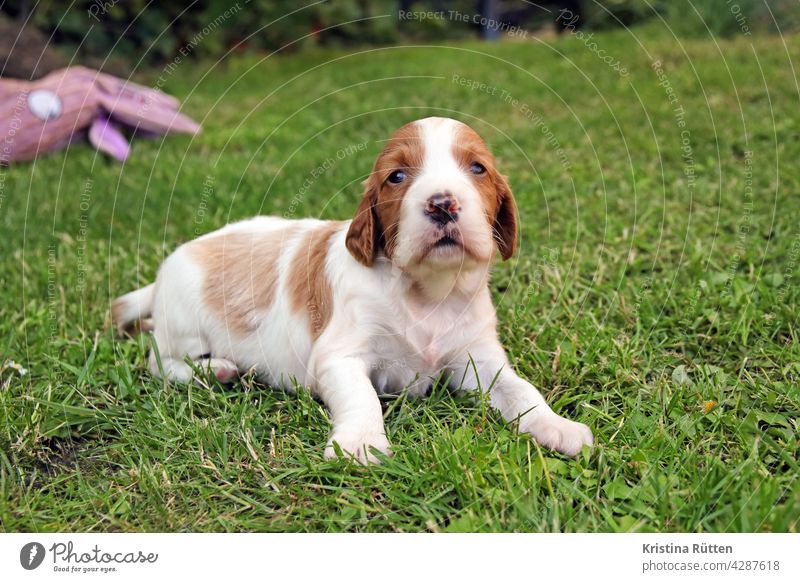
[113,117,593,462]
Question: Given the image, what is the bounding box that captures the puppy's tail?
[111,283,155,336]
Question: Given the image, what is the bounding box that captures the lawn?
[1,23,798,533]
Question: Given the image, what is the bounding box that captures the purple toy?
[0,66,200,163]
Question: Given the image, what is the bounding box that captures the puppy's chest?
[369,304,471,393]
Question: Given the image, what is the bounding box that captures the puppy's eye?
[387,170,406,184]
[470,162,486,175]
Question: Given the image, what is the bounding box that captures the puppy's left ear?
[346,186,379,266]
[494,174,518,260]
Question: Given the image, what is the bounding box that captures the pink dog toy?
[0,66,200,163]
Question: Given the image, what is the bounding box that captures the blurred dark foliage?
[0,11,67,78]
[1,0,490,77]
[2,0,413,76]
[1,0,798,79]
[584,0,800,36]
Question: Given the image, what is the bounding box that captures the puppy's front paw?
[325,426,392,464]
[522,413,594,457]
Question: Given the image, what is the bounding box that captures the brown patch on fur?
[453,124,518,260]
[110,298,131,335]
[111,297,153,337]
[112,314,153,337]
[346,122,424,265]
[190,227,298,334]
[288,222,343,338]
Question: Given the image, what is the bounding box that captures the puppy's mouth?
[418,229,471,263]
[433,235,460,248]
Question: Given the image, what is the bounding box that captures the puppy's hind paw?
[197,358,239,384]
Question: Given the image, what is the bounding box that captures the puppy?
[113,117,593,462]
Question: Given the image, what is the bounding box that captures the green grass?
[1,24,799,532]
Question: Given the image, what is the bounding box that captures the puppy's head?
[346,117,518,272]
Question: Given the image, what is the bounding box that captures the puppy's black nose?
[425,192,460,224]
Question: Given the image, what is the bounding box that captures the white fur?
[114,117,594,462]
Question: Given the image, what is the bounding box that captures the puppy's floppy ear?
[493,173,518,261]
[346,186,379,266]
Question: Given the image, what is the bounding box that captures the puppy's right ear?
[346,187,378,266]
